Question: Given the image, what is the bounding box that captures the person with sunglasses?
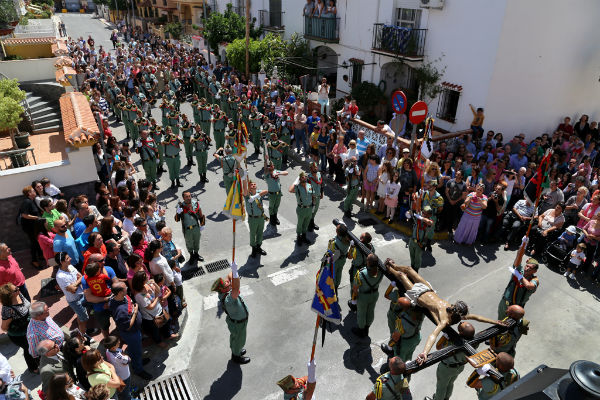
[52,219,81,269]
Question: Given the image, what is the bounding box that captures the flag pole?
[309,315,321,362]
[232,218,236,263]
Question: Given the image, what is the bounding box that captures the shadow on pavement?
[202,360,242,400]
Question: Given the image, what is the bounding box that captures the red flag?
[524,150,552,203]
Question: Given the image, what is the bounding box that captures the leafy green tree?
[93,0,128,11]
[414,55,446,103]
[226,33,288,75]
[165,21,183,39]
[202,3,261,55]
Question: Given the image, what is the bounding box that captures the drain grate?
[181,266,205,281]
[204,259,231,273]
[190,267,206,277]
[140,371,200,400]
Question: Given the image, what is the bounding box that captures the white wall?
[424,0,508,133]
[0,57,58,82]
[484,0,600,139]
[0,146,98,199]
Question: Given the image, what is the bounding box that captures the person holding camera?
[479,182,506,243]
[174,192,205,263]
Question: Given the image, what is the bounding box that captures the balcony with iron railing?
[259,9,284,31]
[371,24,426,59]
[303,15,339,43]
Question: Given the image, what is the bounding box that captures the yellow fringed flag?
[222,169,246,220]
[233,121,248,163]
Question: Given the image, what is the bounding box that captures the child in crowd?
[558,225,577,250]
[384,172,401,222]
[41,177,64,200]
[154,273,171,310]
[102,336,134,400]
[167,259,185,308]
[564,242,586,280]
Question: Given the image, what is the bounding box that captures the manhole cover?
[140,370,200,400]
[204,259,230,273]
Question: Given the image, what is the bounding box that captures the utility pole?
[202,0,211,64]
[245,0,250,78]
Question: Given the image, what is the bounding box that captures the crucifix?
[333,219,514,382]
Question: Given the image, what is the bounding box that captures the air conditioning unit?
[420,0,444,9]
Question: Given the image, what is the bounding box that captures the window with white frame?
[436,87,461,123]
[395,8,421,28]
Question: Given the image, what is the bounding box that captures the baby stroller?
[542,226,582,271]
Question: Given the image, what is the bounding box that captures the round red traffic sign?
[409,101,428,124]
[391,90,407,114]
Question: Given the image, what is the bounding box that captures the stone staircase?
[25,91,63,134]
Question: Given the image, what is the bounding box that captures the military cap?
[211,277,225,292]
[276,375,295,391]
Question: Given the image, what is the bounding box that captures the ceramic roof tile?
[60,92,99,147]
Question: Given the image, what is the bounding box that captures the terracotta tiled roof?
[51,40,68,56]
[54,56,73,69]
[55,66,76,86]
[2,36,56,46]
[59,92,99,147]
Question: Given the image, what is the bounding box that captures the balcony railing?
[233,5,245,17]
[0,148,37,170]
[372,24,426,58]
[303,15,339,43]
[259,9,284,30]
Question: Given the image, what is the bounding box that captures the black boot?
[352,327,367,338]
[258,246,267,256]
[189,252,197,262]
[296,235,304,246]
[269,215,277,226]
[204,173,209,183]
[302,234,312,245]
[189,157,196,166]
[312,219,319,230]
[176,179,183,187]
[152,181,159,191]
[347,300,357,312]
[274,213,280,225]
[344,210,352,219]
[380,343,394,356]
[308,219,314,232]
[171,180,176,189]
[231,354,251,364]
[195,251,204,262]
[250,246,258,258]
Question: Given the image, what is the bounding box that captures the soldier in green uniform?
[208,75,220,105]
[497,249,539,319]
[121,97,133,140]
[278,109,292,166]
[214,146,238,194]
[200,71,209,100]
[174,191,204,262]
[190,124,212,184]
[344,162,362,219]
[347,232,374,310]
[168,75,182,110]
[243,180,268,258]
[191,94,201,125]
[136,130,159,189]
[149,118,166,174]
[180,114,195,166]
[115,94,126,124]
[167,106,180,136]
[424,322,477,400]
[409,206,434,272]
[390,296,425,362]
[199,98,212,137]
[107,82,122,121]
[352,254,383,338]
[212,106,228,150]
[366,357,411,400]
[127,99,140,143]
[159,96,170,127]
[225,121,237,149]
[219,87,230,117]
[276,361,316,400]
[248,106,263,155]
[473,353,519,400]
[307,162,323,232]
[264,162,288,226]
[268,132,288,170]
[421,179,444,230]
[380,287,402,356]
[289,171,315,246]
[326,224,351,291]
[228,94,240,126]
[162,126,184,189]
[490,305,527,358]
[211,267,250,364]
[240,94,251,130]
[133,110,149,146]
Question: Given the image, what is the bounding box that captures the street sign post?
[391,90,407,114]
[409,101,428,124]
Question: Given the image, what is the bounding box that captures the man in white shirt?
[317,77,330,115]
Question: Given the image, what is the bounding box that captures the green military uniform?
[160,101,170,127]
[393,307,424,361]
[133,116,149,144]
[241,101,251,129]
[490,318,528,358]
[163,135,182,182]
[265,170,283,219]
[278,115,292,164]
[218,290,249,357]
[268,139,286,170]
[127,105,140,142]
[219,89,230,116]
[294,182,314,237]
[138,137,158,182]
[372,371,409,400]
[434,336,479,400]
[177,200,202,255]
[180,119,194,160]
[245,193,266,248]
[122,103,133,139]
[344,165,361,213]
[213,111,228,150]
[497,265,538,319]
[349,242,374,298]
[221,154,237,194]
[308,171,323,230]
[200,102,212,137]
[108,85,121,117]
[248,113,262,153]
[191,98,201,125]
[386,287,401,336]
[149,124,165,169]
[200,73,209,100]
[354,267,383,330]
[409,217,434,272]
[225,122,236,149]
[191,130,211,178]
[115,97,126,123]
[477,368,519,400]
[228,96,239,126]
[167,110,180,135]
[208,79,220,105]
[328,235,350,291]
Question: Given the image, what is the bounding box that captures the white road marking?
[203,285,254,310]
[268,264,309,286]
[261,393,280,400]
[411,109,427,117]
[372,356,387,369]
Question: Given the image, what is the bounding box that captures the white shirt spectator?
[149,255,174,286]
[56,265,84,303]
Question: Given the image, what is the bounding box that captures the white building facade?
[214,0,600,138]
